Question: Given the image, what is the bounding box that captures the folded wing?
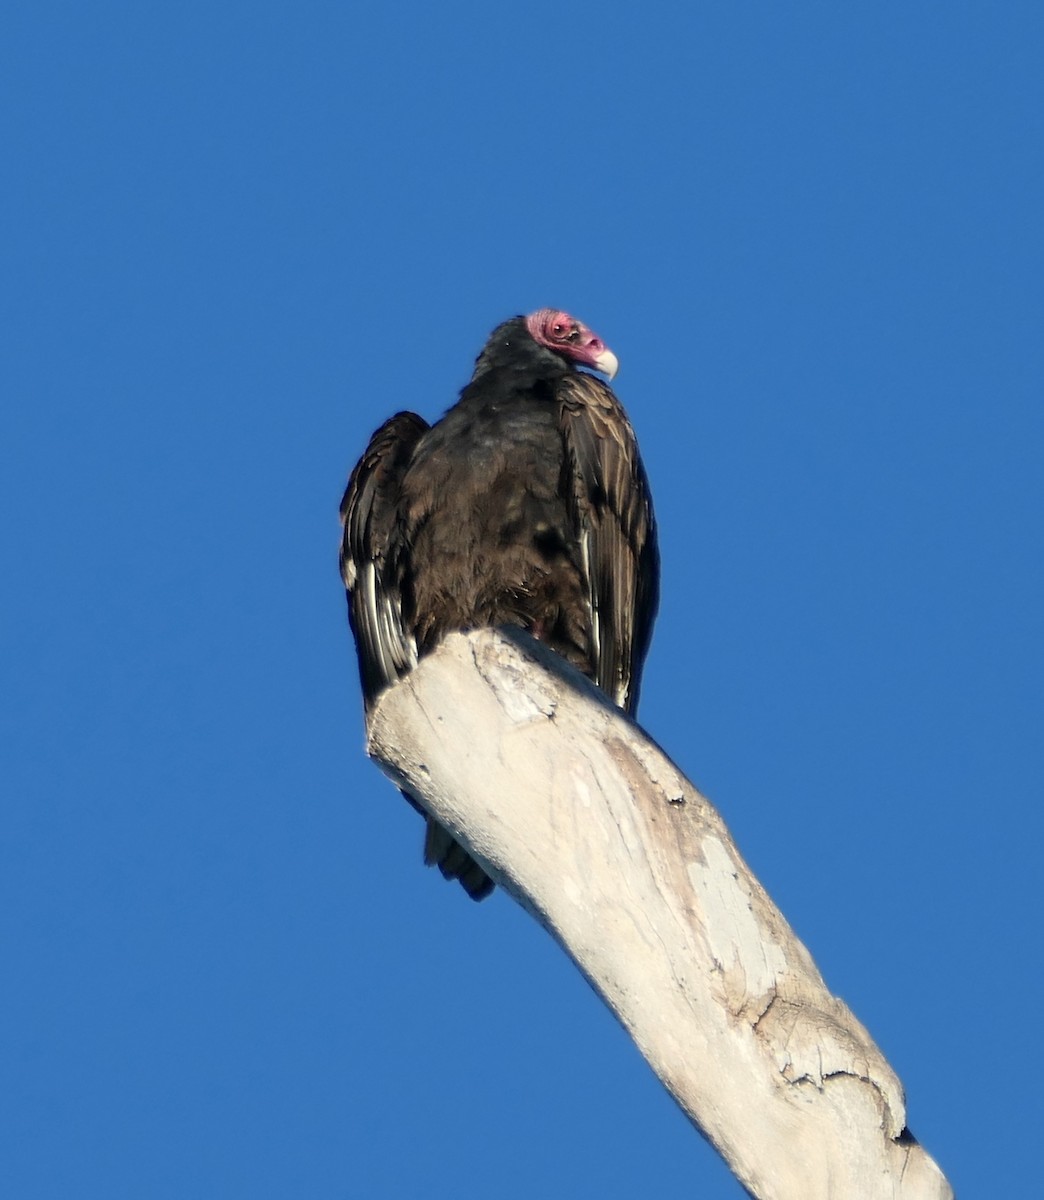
[557,372,659,716]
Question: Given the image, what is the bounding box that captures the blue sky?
[3,3,1041,1196]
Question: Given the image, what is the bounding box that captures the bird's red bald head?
[525,309,618,380]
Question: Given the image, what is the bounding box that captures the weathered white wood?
[366,628,953,1200]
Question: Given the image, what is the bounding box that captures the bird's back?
[397,372,592,675]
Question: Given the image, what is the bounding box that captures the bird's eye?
[552,323,565,336]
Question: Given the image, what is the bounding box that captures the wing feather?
[339,411,428,708]
[557,374,659,714]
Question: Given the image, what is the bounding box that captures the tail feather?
[423,816,494,901]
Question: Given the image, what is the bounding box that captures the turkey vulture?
[340,309,659,900]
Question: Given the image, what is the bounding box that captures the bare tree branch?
[367,628,953,1200]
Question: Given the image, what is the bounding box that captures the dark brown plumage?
[340,309,659,900]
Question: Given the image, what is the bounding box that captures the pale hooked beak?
[591,348,619,380]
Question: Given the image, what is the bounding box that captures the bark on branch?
[366,628,952,1200]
